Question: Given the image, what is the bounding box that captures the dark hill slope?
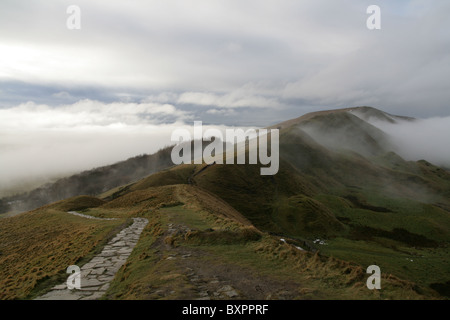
[1,146,175,214]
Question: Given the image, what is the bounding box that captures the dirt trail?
[152,221,303,300]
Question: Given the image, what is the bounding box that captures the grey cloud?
[1,0,449,119]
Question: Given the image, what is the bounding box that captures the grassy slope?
[134,112,448,295]
[1,108,448,299]
[0,199,126,299]
[100,187,430,300]
[99,110,450,297]
[0,183,437,300]
[86,111,449,296]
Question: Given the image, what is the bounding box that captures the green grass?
[105,136,449,298]
[314,193,449,242]
[104,204,432,300]
[271,195,345,238]
[177,236,430,299]
[319,237,449,290]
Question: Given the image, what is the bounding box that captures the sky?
[0,0,449,193]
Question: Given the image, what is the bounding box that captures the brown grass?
[51,195,106,211]
[176,185,253,226]
[102,185,178,210]
[0,208,122,299]
[184,226,262,245]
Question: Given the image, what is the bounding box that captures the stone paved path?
[36,213,148,300]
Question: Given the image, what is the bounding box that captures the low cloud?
[0,99,251,196]
[369,117,450,168]
[0,99,190,129]
[0,100,191,194]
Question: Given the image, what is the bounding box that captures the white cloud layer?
[0,99,245,194]
[0,100,188,191]
[369,117,450,168]
[0,100,189,129]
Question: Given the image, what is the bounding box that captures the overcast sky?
[1,0,449,191]
[2,0,450,120]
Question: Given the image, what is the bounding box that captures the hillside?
[0,146,175,215]
[1,106,449,300]
[0,141,232,217]
[101,106,450,297]
[0,184,434,300]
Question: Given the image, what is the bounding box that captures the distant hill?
[269,106,415,130]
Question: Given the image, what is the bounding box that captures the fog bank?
[369,116,450,168]
[0,100,237,197]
